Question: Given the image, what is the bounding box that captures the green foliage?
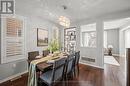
[47,39,60,53]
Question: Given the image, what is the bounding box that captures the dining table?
[27,52,68,86]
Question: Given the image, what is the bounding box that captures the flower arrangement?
[47,39,60,53]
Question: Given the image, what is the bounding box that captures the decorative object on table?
[53,51,61,56]
[108,45,113,56]
[42,50,50,57]
[64,27,76,52]
[47,39,60,53]
[46,60,55,64]
[35,55,42,59]
[37,28,48,46]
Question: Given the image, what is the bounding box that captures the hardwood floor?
[42,64,122,86]
[0,64,123,86]
[0,73,28,86]
[57,64,104,86]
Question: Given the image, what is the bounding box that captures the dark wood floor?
[57,64,104,86]
[57,64,122,86]
[0,64,123,86]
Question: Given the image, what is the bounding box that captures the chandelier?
[58,16,70,28]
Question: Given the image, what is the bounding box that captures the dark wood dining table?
[36,61,53,71]
[27,52,69,86]
[28,59,53,72]
[28,53,68,72]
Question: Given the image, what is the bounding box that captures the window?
[1,16,26,63]
[81,23,96,47]
[104,31,107,48]
[125,28,130,48]
[6,18,23,57]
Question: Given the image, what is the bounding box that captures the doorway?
[103,18,130,86]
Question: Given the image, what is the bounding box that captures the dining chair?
[74,51,80,76]
[39,57,66,86]
[28,51,39,61]
[43,50,50,57]
[65,54,75,80]
[28,51,40,74]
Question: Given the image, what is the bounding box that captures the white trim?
[79,61,104,69]
[0,71,28,84]
[112,54,120,57]
[1,15,27,63]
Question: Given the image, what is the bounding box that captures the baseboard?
[104,53,120,57]
[112,54,120,57]
[79,61,104,69]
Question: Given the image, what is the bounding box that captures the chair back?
[28,51,39,60]
[43,50,50,57]
[66,54,75,74]
[51,57,66,82]
[75,51,80,65]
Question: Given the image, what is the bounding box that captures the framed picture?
[37,28,48,46]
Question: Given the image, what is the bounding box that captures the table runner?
[27,55,60,86]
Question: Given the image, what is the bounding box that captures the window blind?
[6,18,23,58]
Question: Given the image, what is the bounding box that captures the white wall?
[119,22,130,57]
[125,28,130,48]
[119,22,130,86]
[71,9,130,69]
[73,20,104,68]
[0,16,63,82]
[71,10,130,86]
[106,29,119,54]
[25,16,62,56]
[0,15,62,82]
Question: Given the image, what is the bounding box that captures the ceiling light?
[58,16,70,28]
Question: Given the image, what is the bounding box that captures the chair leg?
[71,71,74,79]
[65,74,69,86]
[38,78,42,86]
[74,67,76,77]
[77,64,79,76]
[65,75,67,81]
[74,65,79,77]
[62,75,66,86]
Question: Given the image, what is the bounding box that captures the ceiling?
[104,18,130,30]
[15,0,130,25]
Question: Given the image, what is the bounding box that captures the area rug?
[104,56,120,66]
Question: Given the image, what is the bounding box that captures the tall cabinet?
[64,27,76,52]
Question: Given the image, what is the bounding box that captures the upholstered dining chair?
[28,51,40,73]
[39,57,66,86]
[65,54,75,80]
[43,50,50,57]
[74,51,80,76]
[28,51,39,61]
